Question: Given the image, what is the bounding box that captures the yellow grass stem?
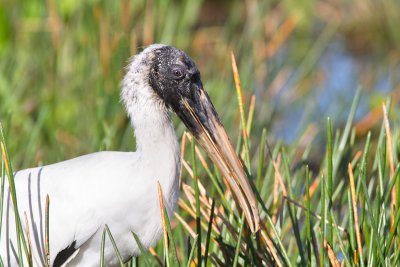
[348,163,363,264]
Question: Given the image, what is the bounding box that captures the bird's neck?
[127,94,181,212]
[127,96,180,159]
[121,69,181,215]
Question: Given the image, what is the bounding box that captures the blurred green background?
[0,0,399,169]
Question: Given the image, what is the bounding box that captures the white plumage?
[0,44,259,266]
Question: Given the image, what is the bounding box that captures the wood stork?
[0,44,259,266]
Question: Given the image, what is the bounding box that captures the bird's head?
[125,44,260,233]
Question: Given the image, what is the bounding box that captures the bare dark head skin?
[148,46,220,137]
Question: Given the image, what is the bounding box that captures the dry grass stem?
[324,239,340,267]
[24,211,33,266]
[348,163,363,262]
[157,182,169,252]
[261,230,283,267]
[382,104,396,224]
[231,52,248,141]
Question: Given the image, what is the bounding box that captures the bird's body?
[3,152,179,266]
[0,44,259,266]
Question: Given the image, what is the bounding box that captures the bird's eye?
[171,67,184,80]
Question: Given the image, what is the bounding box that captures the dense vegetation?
[1,0,399,266]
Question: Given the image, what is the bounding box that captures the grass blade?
[333,87,361,177]
[131,232,154,267]
[232,213,245,267]
[326,117,333,246]
[157,182,180,267]
[256,128,267,184]
[100,228,106,267]
[164,205,179,267]
[348,163,364,266]
[0,124,29,266]
[305,166,312,267]
[23,212,33,266]
[231,52,251,170]
[45,195,50,267]
[0,150,5,241]
[320,175,326,267]
[203,198,215,267]
[185,235,198,267]
[105,224,125,267]
[190,139,202,266]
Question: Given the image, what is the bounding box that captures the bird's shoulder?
[47,151,139,169]
[16,151,138,176]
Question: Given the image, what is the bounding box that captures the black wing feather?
[53,240,77,267]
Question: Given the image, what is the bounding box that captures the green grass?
[1,0,400,266]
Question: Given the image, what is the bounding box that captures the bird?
[0,44,260,266]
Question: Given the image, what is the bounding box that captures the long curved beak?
[178,88,260,233]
